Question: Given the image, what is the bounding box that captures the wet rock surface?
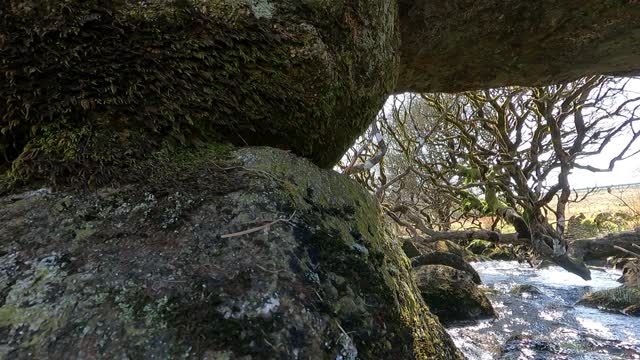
[498,335,564,360]
[448,261,640,360]
[0,147,462,359]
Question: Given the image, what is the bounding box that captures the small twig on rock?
[212,163,243,171]
[254,263,281,274]
[314,289,324,302]
[334,320,351,337]
[221,211,296,239]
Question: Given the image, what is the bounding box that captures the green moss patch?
[577,286,640,313]
[1,0,398,188]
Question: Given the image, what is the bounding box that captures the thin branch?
[613,245,640,258]
[221,212,296,239]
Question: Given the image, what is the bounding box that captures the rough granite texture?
[397,0,640,92]
[0,147,463,359]
[4,0,640,183]
[0,0,399,182]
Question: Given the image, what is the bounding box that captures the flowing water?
[446,261,640,360]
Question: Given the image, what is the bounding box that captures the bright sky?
[567,78,640,189]
[568,144,639,189]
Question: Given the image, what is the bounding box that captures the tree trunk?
[496,205,592,280]
[569,229,640,261]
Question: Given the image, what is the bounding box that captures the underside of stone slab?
[0,147,463,359]
[0,0,399,182]
[397,0,640,92]
[4,1,640,185]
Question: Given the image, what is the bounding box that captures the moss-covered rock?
[4,0,640,189]
[486,245,519,261]
[566,212,634,242]
[1,0,399,186]
[509,284,545,298]
[414,264,495,324]
[0,147,462,359]
[566,214,599,240]
[577,286,640,316]
[466,239,494,255]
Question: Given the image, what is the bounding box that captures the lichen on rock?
[0,147,463,359]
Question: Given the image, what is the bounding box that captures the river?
[446,261,640,359]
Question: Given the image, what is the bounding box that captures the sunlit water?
[446,261,640,359]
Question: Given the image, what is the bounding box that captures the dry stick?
[254,263,281,274]
[633,243,640,252]
[314,289,324,301]
[334,320,351,337]
[221,211,296,239]
[212,163,243,171]
[613,245,640,258]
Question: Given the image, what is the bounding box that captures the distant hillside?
[565,184,640,220]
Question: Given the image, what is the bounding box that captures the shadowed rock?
[415,264,495,323]
[3,0,640,183]
[397,0,640,92]
[0,0,399,181]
